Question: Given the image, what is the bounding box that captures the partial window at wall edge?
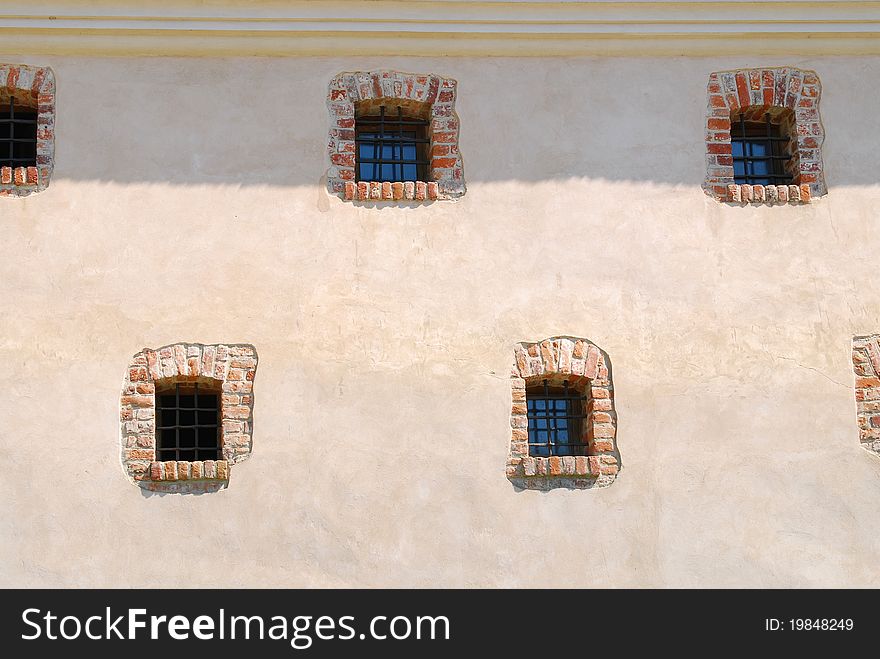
[0,64,55,198]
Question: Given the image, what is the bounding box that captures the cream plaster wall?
[1,55,879,587]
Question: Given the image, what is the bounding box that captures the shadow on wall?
[139,482,226,498]
[34,56,874,188]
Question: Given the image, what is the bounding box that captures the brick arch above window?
[119,342,258,494]
[326,70,465,202]
[703,67,825,204]
[507,337,620,491]
[0,64,55,198]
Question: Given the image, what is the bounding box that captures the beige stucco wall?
[1,54,879,588]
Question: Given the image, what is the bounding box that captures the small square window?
[0,97,38,168]
[156,382,220,463]
[703,67,825,203]
[356,106,429,183]
[0,64,55,197]
[326,70,465,202]
[526,380,587,457]
[508,338,620,490]
[730,111,794,186]
[120,342,258,492]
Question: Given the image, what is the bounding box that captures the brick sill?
[506,455,618,487]
[1,166,42,196]
[343,180,440,202]
[512,455,619,478]
[723,183,813,204]
[507,456,619,491]
[142,459,230,482]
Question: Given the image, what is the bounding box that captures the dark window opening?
[356,105,429,182]
[156,382,220,462]
[731,111,794,186]
[526,379,588,457]
[0,96,37,168]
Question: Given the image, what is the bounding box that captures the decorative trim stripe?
[1,2,879,57]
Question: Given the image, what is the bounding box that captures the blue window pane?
[748,141,768,158]
[751,160,770,176]
[356,127,422,182]
[527,391,585,457]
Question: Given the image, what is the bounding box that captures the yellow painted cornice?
[0,1,878,57]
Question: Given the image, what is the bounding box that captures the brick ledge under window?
[148,459,229,482]
[344,181,439,202]
[725,183,813,204]
[520,455,619,479]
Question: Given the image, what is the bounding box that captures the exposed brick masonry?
[507,337,620,490]
[120,342,258,493]
[852,336,880,458]
[326,70,465,202]
[0,64,55,198]
[704,67,826,204]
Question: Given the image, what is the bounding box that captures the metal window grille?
[526,379,588,457]
[156,382,220,462]
[731,112,793,185]
[356,105,429,182]
[0,96,38,168]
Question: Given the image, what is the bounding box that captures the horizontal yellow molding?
[1,31,878,58]
[0,1,878,56]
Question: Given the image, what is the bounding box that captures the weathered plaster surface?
[1,56,879,587]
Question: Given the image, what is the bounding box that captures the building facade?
[2,0,880,587]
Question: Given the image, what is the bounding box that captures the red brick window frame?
[0,64,55,198]
[120,343,257,493]
[704,67,825,204]
[852,335,880,458]
[507,337,620,490]
[326,70,465,202]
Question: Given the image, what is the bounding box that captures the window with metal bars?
[0,96,37,168]
[526,380,588,457]
[731,112,794,186]
[356,105,429,182]
[156,382,220,462]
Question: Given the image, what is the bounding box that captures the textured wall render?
[1,56,880,588]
